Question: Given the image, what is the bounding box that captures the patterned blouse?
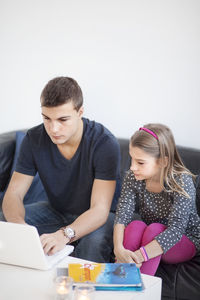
[114,170,200,253]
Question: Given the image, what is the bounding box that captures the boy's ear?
[78,106,84,117]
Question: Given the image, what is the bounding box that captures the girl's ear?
[158,156,168,167]
[162,156,168,167]
[164,156,169,167]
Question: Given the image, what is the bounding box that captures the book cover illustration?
[68,263,143,291]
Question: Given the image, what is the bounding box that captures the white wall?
[0,0,200,148]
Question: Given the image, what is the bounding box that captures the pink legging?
[123,220,196,276]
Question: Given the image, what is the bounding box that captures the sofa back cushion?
[0,131,47,206]
[0,131,16,191]
[195,174,200,216]
[177,145,200,176]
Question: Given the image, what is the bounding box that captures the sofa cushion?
[156,251,200,300]
[117,138,131,178]
[10,131,25,174]
[195,174,200,216]
[0,131,16,191]
[177,146,200,175]
[0,131,47,205]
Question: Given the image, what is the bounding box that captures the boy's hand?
[40,229,69,255]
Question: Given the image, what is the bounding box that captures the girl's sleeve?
[154,174,196,253]
[114,171,137,226]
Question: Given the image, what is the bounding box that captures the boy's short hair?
[40,76,83,111]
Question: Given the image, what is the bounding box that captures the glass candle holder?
[74,284,95,300]
[55,276,73,300]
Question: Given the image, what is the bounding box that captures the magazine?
[66,263,143,291]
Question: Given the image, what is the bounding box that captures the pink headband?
[139,127,158,140]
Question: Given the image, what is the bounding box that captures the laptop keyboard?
[44,245,74,267]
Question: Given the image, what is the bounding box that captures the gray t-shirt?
[114,170,200,253]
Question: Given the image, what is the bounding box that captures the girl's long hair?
[130,123,195,198]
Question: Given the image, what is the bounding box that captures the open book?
[67,263,143,291]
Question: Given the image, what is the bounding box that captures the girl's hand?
[114,245,142,268]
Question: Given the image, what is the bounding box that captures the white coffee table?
[0,256,162,300]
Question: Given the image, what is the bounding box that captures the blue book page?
[96,263,142,286]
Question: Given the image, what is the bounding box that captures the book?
[67,263,143,291]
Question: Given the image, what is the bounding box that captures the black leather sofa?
[1,131,200,300]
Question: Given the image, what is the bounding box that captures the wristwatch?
[62,227,75,241]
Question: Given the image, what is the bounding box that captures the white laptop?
[0,221,74,270]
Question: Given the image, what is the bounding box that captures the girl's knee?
[145,223,166,235]
[124,220,147,250]
[142,223,167,245]
[126,220,147,231]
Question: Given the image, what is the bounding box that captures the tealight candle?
[77,295,90,300]
[55,276,73,300]
[56,284,68,295]
[74,284,95,300]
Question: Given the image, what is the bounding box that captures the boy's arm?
[40,178,116,255]
[69,178,116,238]
[2,171,34,224]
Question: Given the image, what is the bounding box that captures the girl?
[113,123,200,276]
